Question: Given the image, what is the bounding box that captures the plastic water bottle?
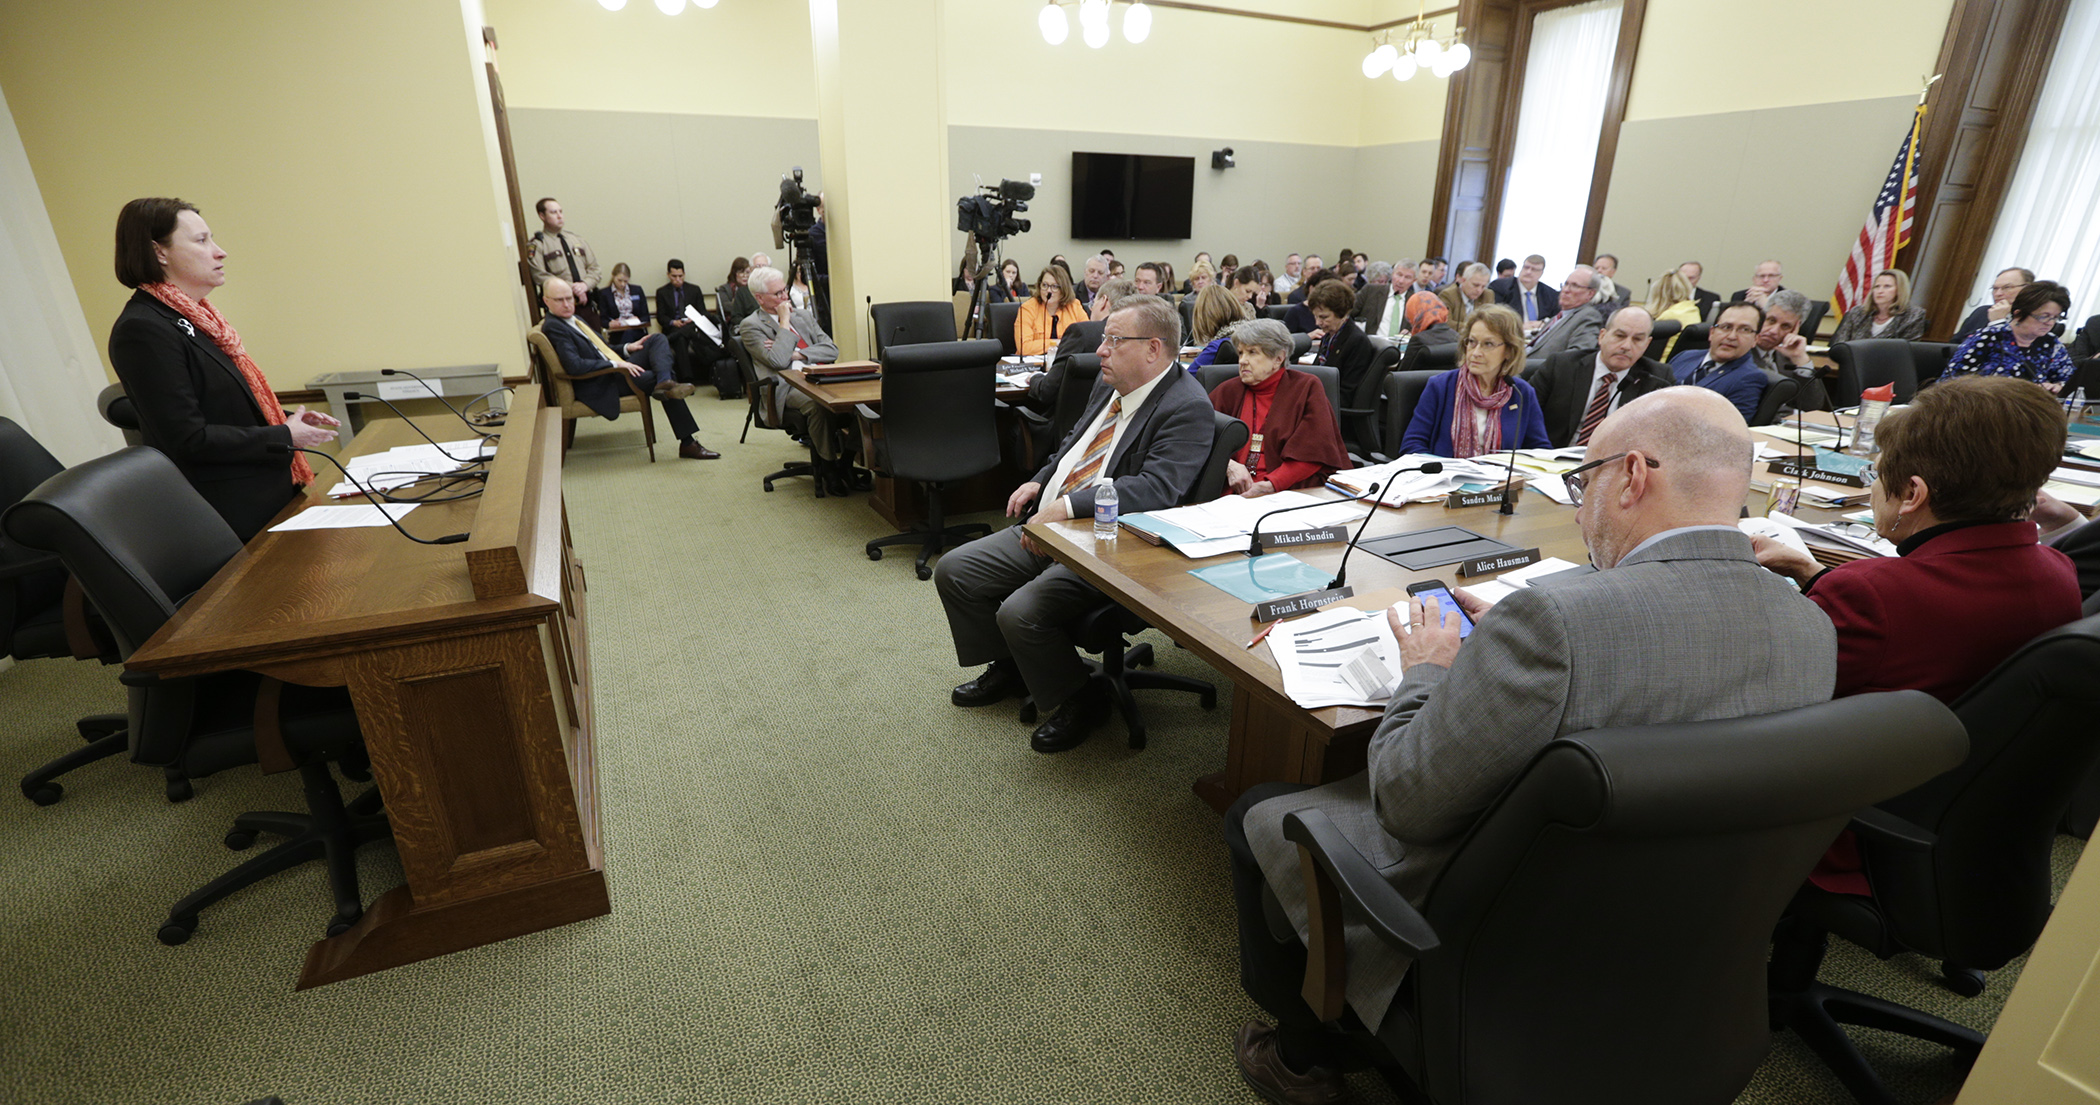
[2066,387,2088,423]
[1094,482,1119,540]
[1850,383,1895,458]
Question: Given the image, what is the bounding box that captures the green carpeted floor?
[0,397,2078,1104]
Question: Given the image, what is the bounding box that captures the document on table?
[1329,454,1507,505]
[330,439,493,497]
[1271,604,1405,709]
[270,503,419,532]
[1759,511,1894,558]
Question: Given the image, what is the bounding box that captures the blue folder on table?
[1189,554,1333,603]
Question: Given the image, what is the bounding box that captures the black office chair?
[1417,342,1458,374]
[1674,322,1712,359]
[1748,373,1801,427]
[97,383,146,447]
[1644,320,1682,362]
[861,340,1004,580]
[1374,369,1440,462]
[1768,612,2100,1105]
[1045,354,1104,460]
[987,300,1021,358]
[1177,297,1196,343]
[1799,299,1831,341]
[1281,691,1968,1105]
[1911,340,1953,389]
[869,301,957,360]
[2,447,390,945]
[1261,304,1291,323]
[1018,410,1249,748]
[1341,342,1406,460]
[0,418,127,805]
[1825,338,1923,409]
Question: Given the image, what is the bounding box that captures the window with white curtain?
[1970,0,2100,321]
[1492,0,1623,276]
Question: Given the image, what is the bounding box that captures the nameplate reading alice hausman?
[1457,547,1542,578]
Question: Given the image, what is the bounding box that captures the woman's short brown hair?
[1190,285,1250,344]
[114,197,200,288]
[1307,280,1355,317]
[1465,304,1527,381]
[2010,280,2071,322]
[1877,375,2066,523]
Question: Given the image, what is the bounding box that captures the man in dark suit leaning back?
[539,277,716,460]
[1527,305,1675,448]
[935,295,1213,754]
[1224,387,1838,1102]
[655,259,705,384]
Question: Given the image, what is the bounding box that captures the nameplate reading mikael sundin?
[1253,525,1350,553]
[1458,547,1541,577]
[1254,587,1353,623]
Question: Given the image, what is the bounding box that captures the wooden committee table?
[1026,422,1879,814]
[126,386,606,988]
[778,361,1033,528]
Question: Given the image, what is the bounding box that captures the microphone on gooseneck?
[342,392,494,464]
[1247,463,1443,556]
[1325,482,1387,591]
[1498,394,1524,516]
[269,445,470,545]
[379,370,500,438]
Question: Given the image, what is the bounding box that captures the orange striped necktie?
[1058,397,1122,497]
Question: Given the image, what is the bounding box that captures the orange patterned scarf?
[141,283,314,487]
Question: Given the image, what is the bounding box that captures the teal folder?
[1189,554,1333,603]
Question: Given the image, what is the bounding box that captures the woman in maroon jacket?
[1206,318,1351,496]
[1753,375,2081,893]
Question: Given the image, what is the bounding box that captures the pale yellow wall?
[0,0,526,390]
[487,0,819,118]
[1625,0,1955,122]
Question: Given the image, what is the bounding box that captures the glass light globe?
[1444,41,1470,71]
[1431,54,1456,78]
[655,0,684,13]
[1083,18,1110,47]
[597,0,626,10]
[1391,54,1418,81]
[1079,0,1109,27]
[1039,2,1068,44]
[1362,49,1389,79]
[1414,36,1443,64]
[1123,2,1151,43]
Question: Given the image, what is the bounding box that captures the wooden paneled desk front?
[125,387,607,988]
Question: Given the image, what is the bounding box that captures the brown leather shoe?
[654,381,698,400]
[678,441,720,460]
[1235,1020,1352,1105]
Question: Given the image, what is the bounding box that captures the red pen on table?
[1246,620,1278,649]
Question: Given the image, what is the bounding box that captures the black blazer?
[655,281,704,334]
[1494,279,1559,320]
[1315,320,1378,398]
[595,284,651,339]
[540,315,636,421]
[1027,319,1106,406]
[107,289,296,542]
[1692,287,1722,323]
[1527,349,1675,448]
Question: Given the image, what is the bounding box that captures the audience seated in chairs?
[1648,270,1703,359]
[1401,305,1551,459]
[1438,262,1495,331]
[1751,289,1831,411]
[1940,279,2076,391]
[538,278,716,460]
[1830,268,1929,345]
[721,256,758,328]
[1728,258,1787,309]
[1206,319,1350,498]
[1355,261,1415,340]
[1305,279,1377,399]
[1670,301,1770,422]
[934,296,1213,755]
[1400,291,1460,351]
[1225,388,1837,1104]
[1187,285,1252,371]
[1492,253,1557,327]
[1527,306,1674,449]
[737,265,860,492]
[1954,266,2032,339]
[595,262,651,351]
[1026,278,1134,411]
[1524,264,1606,361]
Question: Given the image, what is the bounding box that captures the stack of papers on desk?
[329,439,493,498]
[1510,447,1589,475]
[2046,466,2100,509]
[1754,422,1846,449]
[1328,455,1507,505]
[270,502,419,532]
[1270,604,1405,708]
[1759,511,1894,559]
[1124,491,1370,558]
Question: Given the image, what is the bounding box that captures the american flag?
[1833,105,1925,316]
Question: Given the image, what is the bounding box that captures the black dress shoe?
[1030,683,1109,754]
[1235,1020,1352,1105]
[678,441,721,460]
[951,660,1025,707]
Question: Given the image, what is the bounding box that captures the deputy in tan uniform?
[526,197,602,297]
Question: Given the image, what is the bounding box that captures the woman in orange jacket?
[1015,265,1089,357]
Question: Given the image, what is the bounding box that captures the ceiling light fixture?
[1037,0,1154,47]
[1362,1,1469,83]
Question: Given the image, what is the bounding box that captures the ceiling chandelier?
[1039,0,1153,47]
[1362,5,1469,81]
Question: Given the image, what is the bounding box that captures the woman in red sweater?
[1753,375,2081,894]
[1206,318,1350,497]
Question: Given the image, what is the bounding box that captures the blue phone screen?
[1410,586,1476,638]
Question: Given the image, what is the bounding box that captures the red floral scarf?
[1450,369,1514,459]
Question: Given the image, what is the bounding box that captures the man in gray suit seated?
[738,265,852,489]
[1224,387,1838,1102]
[935,296,1213,754]
[1525,264,1608,361]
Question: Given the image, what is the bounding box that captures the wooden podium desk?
[1028,447,1867,814]
[778,362,1032,528]
[125,386,606,988]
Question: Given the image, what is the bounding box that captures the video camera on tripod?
[775,166,822,246]
[956,179,1034,246]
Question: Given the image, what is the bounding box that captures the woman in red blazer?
[1754,375,2081,893]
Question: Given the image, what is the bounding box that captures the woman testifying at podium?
[108,198,339,541]
[1015,264,1087,357]
[1400,303,1550,459]
[1207,319,1349,497]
